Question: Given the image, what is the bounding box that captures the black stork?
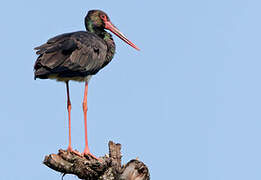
[34,10,139,159]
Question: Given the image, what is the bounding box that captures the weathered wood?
[43,141,150,180]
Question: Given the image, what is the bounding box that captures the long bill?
[104,21,140,51]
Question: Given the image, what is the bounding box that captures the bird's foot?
[83,149,101,162]
[67,146,101,161]
[67,146,82,157]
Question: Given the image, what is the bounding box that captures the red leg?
[82,81,98,160]
[66,81,73,152]
[66,81,81,156]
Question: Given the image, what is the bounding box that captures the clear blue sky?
[0,0,260,179]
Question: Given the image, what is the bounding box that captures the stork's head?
[85,10,140,51]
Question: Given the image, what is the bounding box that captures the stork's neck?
[86,21,115,61]
[102,31,115,62]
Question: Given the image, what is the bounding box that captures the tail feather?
[34,67,51,80]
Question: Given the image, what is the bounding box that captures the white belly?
[48,75,92,82]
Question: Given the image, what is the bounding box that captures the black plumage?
[34,31,109,81]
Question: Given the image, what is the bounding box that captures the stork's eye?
[100,14,107,21]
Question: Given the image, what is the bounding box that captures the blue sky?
[0,0,261,179]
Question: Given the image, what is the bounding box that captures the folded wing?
[34,31,108,80]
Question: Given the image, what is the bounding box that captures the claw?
[83,151,101,162]
[67,148,82,157]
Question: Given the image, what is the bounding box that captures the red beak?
[104,21,140,51]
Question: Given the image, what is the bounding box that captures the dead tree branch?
[43,141,150,180]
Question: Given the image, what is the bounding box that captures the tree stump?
[43,141,150,180]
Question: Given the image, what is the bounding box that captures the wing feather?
[34,31,108,80]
